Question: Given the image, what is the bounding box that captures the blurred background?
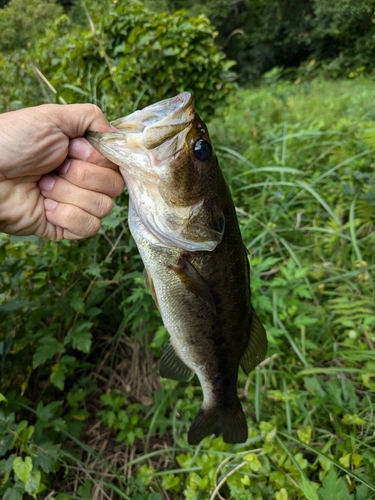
[0,1,374,499]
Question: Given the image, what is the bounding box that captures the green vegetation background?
[0,1,375,499]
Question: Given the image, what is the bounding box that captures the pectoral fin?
[143,268,160,311]
[169,256,216,314]
[159,344,194,382]
[240,308,268,375]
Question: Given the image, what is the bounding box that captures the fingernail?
[69,138,91,159]
[39,175,56,192]
[57,158,71,175]
[44,199,58,211]
[110,124,120,132]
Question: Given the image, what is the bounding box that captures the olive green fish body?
[86,92,267,444]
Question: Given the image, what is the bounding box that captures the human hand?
[0,103,124,240]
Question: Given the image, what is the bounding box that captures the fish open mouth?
[86,92,196,170]
[110,92,195,149]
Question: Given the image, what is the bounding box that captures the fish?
[86,92,267,445]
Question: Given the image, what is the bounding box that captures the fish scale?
[86,92,268,445]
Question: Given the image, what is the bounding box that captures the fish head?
[86,92,225,251]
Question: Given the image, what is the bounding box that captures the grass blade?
[278,432,375,493]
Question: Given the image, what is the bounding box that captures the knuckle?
[97,194,113,217]
[112,174,125,196]
[84,103,103,119]
[73,163,90,185]
[86,216,101,236]
[65,205,100,237]
[65,204,81,225]
[106,174,124,197]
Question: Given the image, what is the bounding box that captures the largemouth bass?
[86,92,267,445]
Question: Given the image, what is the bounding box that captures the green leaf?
[50,362,67,391]
[25,469,41,497]
[294,315,318,327]
[64,321,93,353]
[70,295,85,313]
[3,488,23,500]
[25,470,42,499]
[275,489,288,500]
[71,330,92,353]
[0,299,31,311]
[342,414,366,426]
[318,467,353,500]
[0,393,8,403]
[297,426,312,445]
[36,400,63,422]
[32,336,64,368]
[355,484,371,500]
[244,452,262,471]
[33,441,61,473]
[0,430,15,457]
[12,455,33,484]
[300,476,319,500]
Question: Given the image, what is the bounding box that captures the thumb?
[39,103,115,138]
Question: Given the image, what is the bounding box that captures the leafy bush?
[45,0,235,119]
[0,0,236,118]
[151,0,375,83]
[0,0,62,52]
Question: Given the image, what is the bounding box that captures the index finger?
[68,137,120,171]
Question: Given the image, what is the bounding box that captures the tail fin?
[188,403,247,445]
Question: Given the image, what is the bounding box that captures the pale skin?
[0,103,124,240]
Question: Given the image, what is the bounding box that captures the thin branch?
[33,65,67,104]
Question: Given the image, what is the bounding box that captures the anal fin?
[159,344,194,382]
[169,256,216,314]
[240,308,268,375]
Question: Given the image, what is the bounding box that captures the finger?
[39,103,116,138]
[44,199,101,239]
[68,137,120,171]
[54,158,124,197]
[42,223,84,242]
[39,175,113,219]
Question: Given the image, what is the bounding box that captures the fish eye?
[193,139,212,162]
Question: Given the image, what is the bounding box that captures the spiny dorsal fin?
[143,267,160,311]
[159,344,195,382]
[240,308,268,375]
[169,256,216,314]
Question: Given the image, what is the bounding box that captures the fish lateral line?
[168,254,216,314]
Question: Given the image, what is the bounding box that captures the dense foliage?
[0,0,235,118]
[148,0,375,83]
[0,0,62,52]
[1,0,375,499]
